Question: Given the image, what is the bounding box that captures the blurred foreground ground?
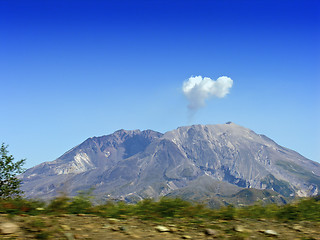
[1,214,319,240]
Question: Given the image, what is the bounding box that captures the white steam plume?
[182,75,233,111]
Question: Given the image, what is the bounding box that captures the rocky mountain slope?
[165,176,288,208]
[21,123,320,202]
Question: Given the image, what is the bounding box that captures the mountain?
[21,123,320,204]
[165,176,288,208]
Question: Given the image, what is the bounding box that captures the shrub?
[297,198,320,221]
[218,205,235,220]
[0,143,25,199]
[68,190,94,214]
[276,204,300,221]
[46,195,70,214]
[155,197,192,218]
[93,200,134,218]
[0,198,45,215]
[134,198,158,220]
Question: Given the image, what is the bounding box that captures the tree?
[0,143,25,198]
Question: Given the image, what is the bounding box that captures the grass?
[0,193,319,222]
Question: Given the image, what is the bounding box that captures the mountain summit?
[21,123,320,202]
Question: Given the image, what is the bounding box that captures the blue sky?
[1,0,319,168]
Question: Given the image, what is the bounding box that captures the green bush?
[132,197,206,220]
[93,200,134,219]
[46,195,70,214]
[296,198,320,221]
[0,192,319,223]
[218,205,235,220]
[236,203,279,219]
[155,197,192,218]
[68,190,94,214]
[0,198,45,215]
[134,198,158,220]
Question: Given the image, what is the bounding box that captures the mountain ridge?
[21,122,320,204]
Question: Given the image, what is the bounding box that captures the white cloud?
[182,75,233,110]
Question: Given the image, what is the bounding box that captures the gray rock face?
[21,123,320,201]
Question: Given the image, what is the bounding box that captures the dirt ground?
[0,214,319,239]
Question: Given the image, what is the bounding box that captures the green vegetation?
[0,143,25,198]
[276,160,320,188]
[237,197,320,221]
[260,174,295,197]
[0,197,45,215]
[0,194,319,222]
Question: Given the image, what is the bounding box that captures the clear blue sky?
[1,0,319,168]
